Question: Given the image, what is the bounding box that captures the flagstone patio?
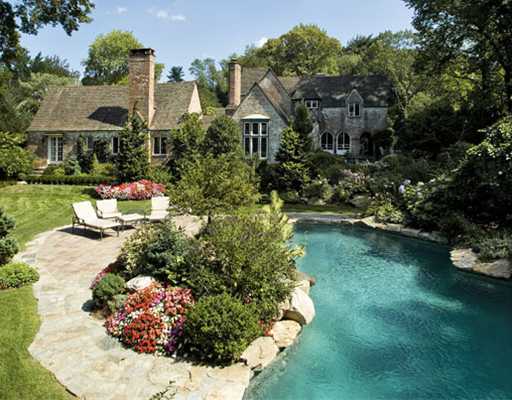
[16,217,252,400]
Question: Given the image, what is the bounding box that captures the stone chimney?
[228,59,242,109]
[128,48,155,125]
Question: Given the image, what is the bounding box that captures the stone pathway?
[17,217,252,400]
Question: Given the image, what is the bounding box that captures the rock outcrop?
[240,337,279,370]
[285,288,316,325]
[271,320,302,349]
[451,248,512,279]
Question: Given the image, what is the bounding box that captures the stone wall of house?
[232,85,288,163]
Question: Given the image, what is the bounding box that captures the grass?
[0,185,150,248]
[0,286,74,400]
[0,184,151,400]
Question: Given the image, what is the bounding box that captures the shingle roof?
[291,75,393,107]
[28,81,196,132]
[241,67,268,97]
[201,107,226,128]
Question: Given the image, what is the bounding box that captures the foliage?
[146,166,172,186]
[203,115,241,157]
[250,24,342,76]
[292,104,313,151]
[119,224,157,277]
[170,153,260,220]
[307,150,347,184]
[0,0,93,65]
[95,180,165,201]
[115,115,150,182]
[0,207,18,265]
[189,58,226,107]
[169,113,206,177]
[106,283,194,355]
[23,175,114,185]
[0,262,39,289]
[63,155,81,176]
[200,193,299,321]
[304,178,334,203]
[82,30,164,85]
[167,66,184,82]
[0,132,33,179]
[92,273,126,308]
[183,293,262,364]
[472,232,512,262]
[372,197,404,225]
[275,127,310,193]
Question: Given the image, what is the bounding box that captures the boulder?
[294,270,316,286]
[271,320,301,348]
[349,195,370,209]
[276,298,291,321]
[126,276,155,292]
[451,248,478,271]
[284,288,315,325]
[474,259,512,280]
[296,280,310,295]
[240,337,279,370]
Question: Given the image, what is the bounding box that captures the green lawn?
[0,185,150,248]
[0,184,151,400]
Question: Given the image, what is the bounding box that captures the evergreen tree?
[115,114,150,182]
[169,113,205,178]
[275,127,310,192]
[293,104,313,152]
[167,66,184,82]
[203,115,241,157]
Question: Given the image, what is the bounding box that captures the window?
[48,136,63,163]
[348,103,361,118]
[86,136,95,151]
[337,132,351,154]
[321,132,334,152]
[243,121,268,159]
[305,99,320,110]
[112,136,119,155]
[153,136,167,156]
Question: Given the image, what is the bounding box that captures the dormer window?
[305,99,320,110]
[348,103,361,118]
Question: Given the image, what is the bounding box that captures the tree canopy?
[82,30,164,85]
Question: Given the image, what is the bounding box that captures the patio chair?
[72,201,120,239]
[96,199,122,220]
[146,196,170,222]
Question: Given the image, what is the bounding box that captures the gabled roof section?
[241,67,269,97]
[258,70,293,115]
[28,81,197,132]
[292,75,392,107]
[237,82,289,124]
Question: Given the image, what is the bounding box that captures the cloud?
[255,37,268,48]
[147,8,186,22]
[116,6,128,15]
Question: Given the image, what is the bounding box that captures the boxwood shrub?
[0,263,39,289]
[23,175,115,186]
[92,273,126,308]
[183,293,262,364]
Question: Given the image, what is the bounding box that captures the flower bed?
[95,180,165,200]
[105,283,194,354]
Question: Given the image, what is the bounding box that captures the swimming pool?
[246,223,512,400]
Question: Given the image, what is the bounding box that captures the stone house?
[226,61,393,163]
[27,48,202,166]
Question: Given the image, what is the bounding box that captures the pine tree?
[292,103,314,152]
[115,114,150,182]
[275,127,310,192]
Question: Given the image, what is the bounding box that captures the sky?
[20,0,414,80]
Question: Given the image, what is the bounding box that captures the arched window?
[321,132,334,152]
[336,132,350,154]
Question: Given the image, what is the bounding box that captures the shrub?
[0,208,18,265]
[304,178,334,203]
[115,114,150,182]
[95,180,166,200]
[119,225,157,277]
[0,208,15,237]
[24,175,114,185]
[0,263,39,289]
[183,293,262,364]
[472,232,512,261]
[92,273,126,308]
[0,132,33,179]
[203,115,242,157]
[146,166,172,186]
[63,155,82,176]
[373,198,404,224]
[42,164,65,176]
[106,284,194,354]
[307,150,347,184]
[279,190,302,204]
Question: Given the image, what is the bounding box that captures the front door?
[48,136,63,163]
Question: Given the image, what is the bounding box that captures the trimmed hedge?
[22,175,115,186]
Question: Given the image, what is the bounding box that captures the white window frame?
[152,136,167,156]
[320,132,334,153]
[348,103,361,118]
[305,99,320,110]
[336,132,351,155]
[243,120,269,160]
[112,136,119,155]
[47,135,64,163]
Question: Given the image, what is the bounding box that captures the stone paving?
[17,217,252,400]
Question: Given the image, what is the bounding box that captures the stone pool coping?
[15,219,316,400]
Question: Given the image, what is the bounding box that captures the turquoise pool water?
[246,223,512,400]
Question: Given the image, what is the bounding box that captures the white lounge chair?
[146,196,170,222]
[72,201,120,239]
[96,199,122,220]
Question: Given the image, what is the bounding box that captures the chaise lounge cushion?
[96,199,122,219]
[73,201,120,229]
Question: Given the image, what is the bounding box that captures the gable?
[233,83,288,125]
[258,70,293,115]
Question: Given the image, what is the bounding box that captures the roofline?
[236,81,289,124]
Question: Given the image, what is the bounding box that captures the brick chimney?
[228,59,242,109]
[128,48,155,125]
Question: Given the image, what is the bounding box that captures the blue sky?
[21,0,413,80]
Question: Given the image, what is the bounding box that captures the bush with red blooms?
[95,179,165,200]
[105,283,194,354]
